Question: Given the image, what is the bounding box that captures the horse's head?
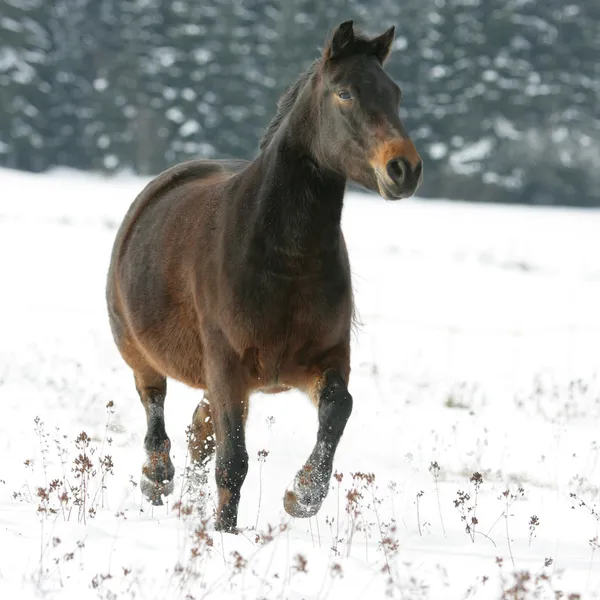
[314,21,423,200]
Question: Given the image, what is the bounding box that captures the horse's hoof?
[283,489,322,518]
[141,472,175,506]
[214,520,239,534]
[283,465,328,518]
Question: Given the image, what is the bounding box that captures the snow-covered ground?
[1,167,599,599]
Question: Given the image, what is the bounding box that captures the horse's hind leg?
[284,362,353,519]
[188,395,215,465]
[135,367,175,505]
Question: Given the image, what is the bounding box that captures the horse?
[106,20,422,533]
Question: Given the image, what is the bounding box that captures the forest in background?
[1,0,599,206]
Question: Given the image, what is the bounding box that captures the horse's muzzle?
[376,157,423,200]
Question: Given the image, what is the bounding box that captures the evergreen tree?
[0,0,598,205]
[0,0,53,171]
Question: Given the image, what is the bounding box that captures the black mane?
[259,61,318,151]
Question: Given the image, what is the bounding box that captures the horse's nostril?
[386,158,406,186]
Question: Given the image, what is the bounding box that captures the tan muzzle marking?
[369,138,421,172]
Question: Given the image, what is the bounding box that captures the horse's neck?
[251,135,346,256]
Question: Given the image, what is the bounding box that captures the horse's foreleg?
[212,398,249,532]
[203,330,249,533]
[135,369,175,505]
[284,368,353,518]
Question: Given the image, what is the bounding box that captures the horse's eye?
[337,90,353,101]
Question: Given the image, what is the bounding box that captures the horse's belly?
[128,308,207,388]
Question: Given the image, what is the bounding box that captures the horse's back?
[112,158,247,256]
[108,158,247,280]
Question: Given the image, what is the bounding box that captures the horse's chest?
[253,280,348,368]
[225,249,352,382]
[258,274,345,334]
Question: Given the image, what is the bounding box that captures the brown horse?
[106,21,422,533]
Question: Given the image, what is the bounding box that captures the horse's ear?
[371,26,395,63]
[324,20,355,60]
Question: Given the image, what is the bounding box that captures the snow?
[449,138,493,174]
[493,116,521,140]
[0,167,599,599]
[93,78,108,92]
[193,48,213,65]
[430,65,448,79]
[428,142,448,160]
[166,107,185,123]
[179,120,200,137]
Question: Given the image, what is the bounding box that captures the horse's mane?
[259,60,318,151]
